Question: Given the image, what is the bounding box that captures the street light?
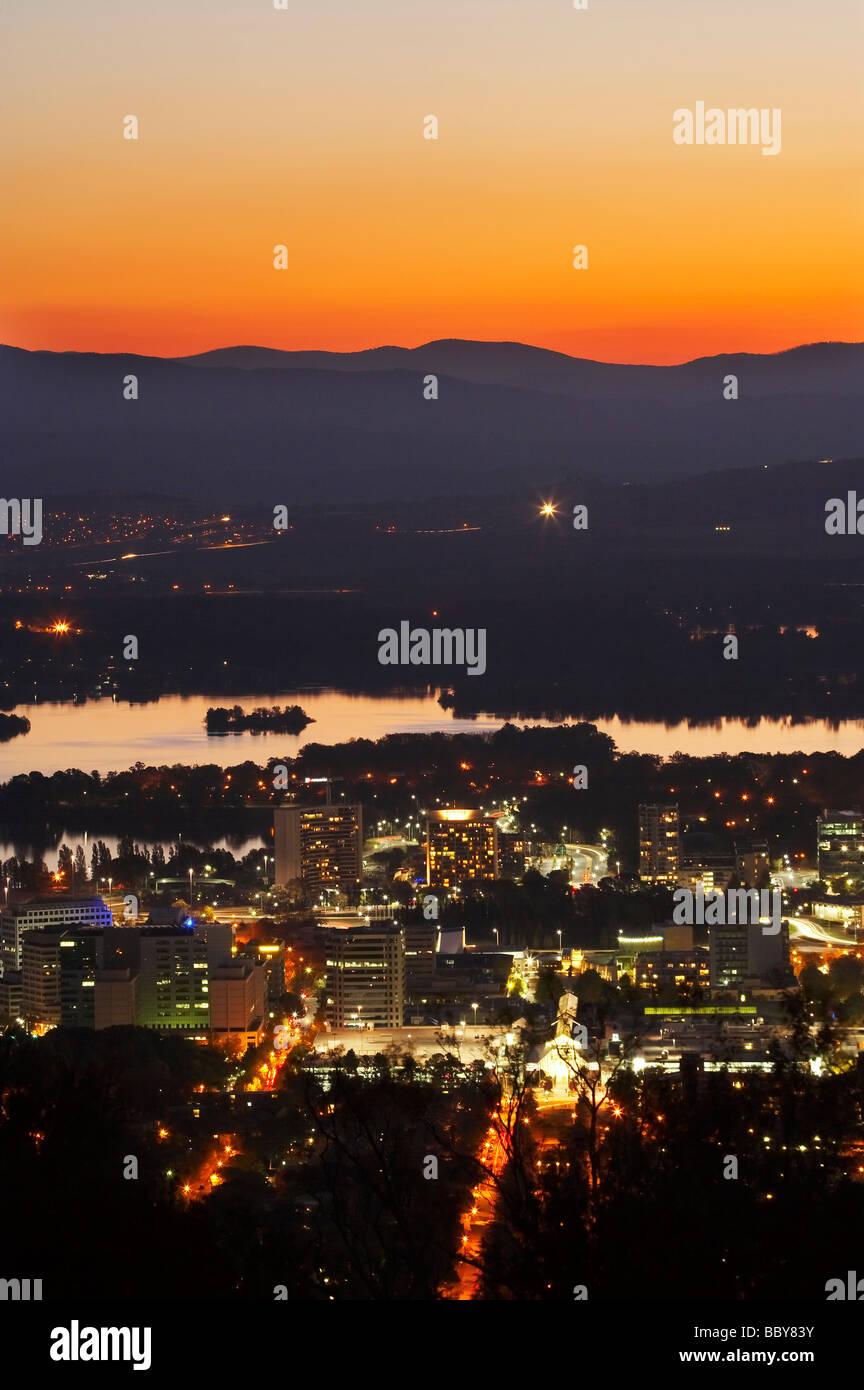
[471,1003,478,1025]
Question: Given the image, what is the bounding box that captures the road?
[789,915,860,950]
[441,1119,508,1301]
[537,843,608,886]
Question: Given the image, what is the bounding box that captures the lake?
[1,691,863,784]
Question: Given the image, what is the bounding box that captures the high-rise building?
[94,968,138,1029]
[274,804,363,900]
[402,922,437,990]
[135,921,233,1032]
[323,924,405,1027]
[0,971,22,1024]
[58,933,100,1028]
[20,929,104,1027]
[817,811,864,882]
[1,896,112,973]
[208,962,267,1045]
[21,933,63,1024]
[426,810,498,887]
[709,918,791,988]
[638,805,680,883]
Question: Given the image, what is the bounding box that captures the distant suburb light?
[540,502,557,517]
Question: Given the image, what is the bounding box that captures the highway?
[538,843,608,886]
[789,914,859,950]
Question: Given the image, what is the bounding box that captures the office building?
[323,924,405,1027]
[638,805,680,883]
[21,933,63,1025]
[735,838,771,886]
[94,968,139,1029]
[635,948,710,993]
[498,832,527,880]
[817,811,864,883]
[403,922,437,990]
[208,962,267,1045]
[274,804,363,900]
[58,933,100,1027]
[426,810,498,887]
[135,921,233,1032]
[0,971,21,1024]
[1,896,112,972]
[709,918,791,988]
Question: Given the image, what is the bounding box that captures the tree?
[73,846,88,886]
[57,845,74,883]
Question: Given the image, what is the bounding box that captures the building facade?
[817,811,864,883]
[709,919,791,988]
[638,805,680,883]
[426,810,498,887]
[323,924,405,1028]
[1,896,112,972]
[274,804,363,900]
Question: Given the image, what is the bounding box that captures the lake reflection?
[0,689,863,784]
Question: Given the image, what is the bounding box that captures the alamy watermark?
[673,102,781,156]
[0,498,42,545]
[378,621,486,676]
[672,886,782,934]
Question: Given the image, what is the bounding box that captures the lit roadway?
[442,1120,507,1301]
[789,915,859,951]
[538,844,608,886]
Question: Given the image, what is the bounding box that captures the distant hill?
[1,339,861,502]
[175,338,864,402]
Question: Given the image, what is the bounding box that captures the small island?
[204,704,314,735]
[0,712,31,742]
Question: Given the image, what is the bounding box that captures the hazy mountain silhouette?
[1,340,861,503]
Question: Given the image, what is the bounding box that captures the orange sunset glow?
[1,0,861,363]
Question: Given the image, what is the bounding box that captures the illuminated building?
[0,896,112,973]
[323,924,405,1028]
[274,804,363,899]
[402,922,437,989]
[638,804,680,883]
[708,918,791,988]
[817,810,864,882]
[635,948,710,992]
[131,921,233,1032]
[208,962,267,1046]
[426,810,498,887]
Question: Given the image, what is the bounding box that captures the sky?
[1,0,861,363]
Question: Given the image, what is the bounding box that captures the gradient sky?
[1,0,861,363]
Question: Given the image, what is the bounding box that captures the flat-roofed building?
[635,948,710,993]
[0,971,22,1024]
[209,962,267,1045]
[426,810,498,887]
[1,896,112,972]
[94,968,139,1029]
[274,804,363,901]
[817,810,864,882]
[403,922,437,990]
[638,805,680,884]
[323,924,405,1028]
